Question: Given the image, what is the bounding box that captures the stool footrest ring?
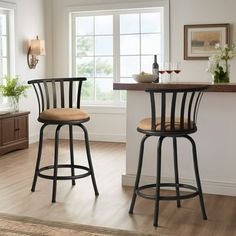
[136,183,199,200]
[38,164,91,180]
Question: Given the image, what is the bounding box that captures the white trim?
[122,174,236,196]
[81,105,126,114]
[46,130,125,143]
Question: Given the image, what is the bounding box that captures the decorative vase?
[9,96,19,112]
[213,61,230,83]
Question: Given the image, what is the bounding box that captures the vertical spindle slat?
[161,92,166,130]
[60,81,65,108]
[69,80,73,108]
[170,92,177,130]
[43,81,50,109]
[77,81,83,108]
[150,92,156,131]
[38,83,44,112]
[52,80,57,108]
[180,92,187,130]
[188,92,195,129]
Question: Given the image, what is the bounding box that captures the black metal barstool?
[28,77,99,203]
[129,85,209,227]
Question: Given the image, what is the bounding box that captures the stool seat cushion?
[138,117,195,132]
[39,108,89,122]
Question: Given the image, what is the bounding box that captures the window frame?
[0,2,16,108]
[69,0,169,109]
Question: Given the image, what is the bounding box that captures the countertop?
[113,82,236,92]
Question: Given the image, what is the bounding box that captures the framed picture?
[184,23,230,60]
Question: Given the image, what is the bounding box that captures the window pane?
[141,13,161,33]
[76,16,93,35]
[141,55,153,73]
[95,36,113,55]
[2,58,7,76]
[81,78,94,101]
[0,14,6,35]
[120,14,139,34]
[95,57,113,77]
[95,78,113,101]
[120,56,140,77]
[76,57,94,77]
[95,15,113,35]
[120,77,133,83]
[76,36,93,56]
[141,34,160,54]
[120,35,139,55]
[0,36,7,56]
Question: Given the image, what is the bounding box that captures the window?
[0,3,15,107]
[71,5,168,106]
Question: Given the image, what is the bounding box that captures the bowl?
[132,73,156,83]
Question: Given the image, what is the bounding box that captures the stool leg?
[69,125,76,186]
[153,136,164,227]
[79,124,99,196]
[52,125,62,203]
[31,123,48,192]
[173,137,181,208]
[129,135,149,214]
[185,135,207,220]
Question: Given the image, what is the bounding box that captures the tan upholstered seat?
[39,108,89,122]
[138,117,195,132]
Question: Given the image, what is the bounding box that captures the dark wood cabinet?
[0,111,30,155]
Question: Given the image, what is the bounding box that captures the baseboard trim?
[122,174,236,196]
[46,130,126,143]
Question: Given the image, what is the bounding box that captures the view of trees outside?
[74,11,162,105]
[75,15,114,103]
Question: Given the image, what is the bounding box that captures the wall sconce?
[27,36,45,69]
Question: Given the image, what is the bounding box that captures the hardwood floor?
[0,140,235,236]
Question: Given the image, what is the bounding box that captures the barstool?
[28,77,99,203]
[129,85,209,227]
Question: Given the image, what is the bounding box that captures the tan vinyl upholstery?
[39,108,89,122]
[138,117,195,132]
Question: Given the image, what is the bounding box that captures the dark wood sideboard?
[0,111,30,155]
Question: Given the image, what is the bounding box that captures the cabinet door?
[15,115,28,140]
[2,117,15,145]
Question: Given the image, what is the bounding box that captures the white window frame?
[0,1,16,108]
[68,0,169,110]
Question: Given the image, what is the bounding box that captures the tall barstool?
[28,77,99,203]
[129,85,209,227]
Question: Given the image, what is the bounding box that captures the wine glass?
[165,62,173,82]
[172,62,181,81]
[159,62,165,83]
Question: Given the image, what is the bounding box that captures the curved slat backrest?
[28,77,86,115]
[146,85,209,132]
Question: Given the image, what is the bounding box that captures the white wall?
[5,0,47,142]
[171,0,236,83]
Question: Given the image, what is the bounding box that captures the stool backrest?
[146,85,209,132]
[28,77,86,114]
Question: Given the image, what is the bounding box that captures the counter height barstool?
[28,77,99,203]
[129,85,209,227]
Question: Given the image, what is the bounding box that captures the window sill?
[81,105,126,114]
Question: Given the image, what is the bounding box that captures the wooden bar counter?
[113,81,236,197]
[113,81,236,92]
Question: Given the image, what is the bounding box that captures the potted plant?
[0,76,29,112]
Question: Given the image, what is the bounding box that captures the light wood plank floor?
[0,140,235,236]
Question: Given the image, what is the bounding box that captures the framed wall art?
[184,23,230,60]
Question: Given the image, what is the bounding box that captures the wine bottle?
[152,55,159,83]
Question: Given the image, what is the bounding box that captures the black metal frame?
[129,85,209,227]
[28,77,99,203]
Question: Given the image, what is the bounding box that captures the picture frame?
[184,23,230,60]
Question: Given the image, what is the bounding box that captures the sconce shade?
[27,35,45,69]
[30,38,45,55]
